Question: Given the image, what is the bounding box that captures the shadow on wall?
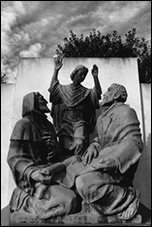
[133,133,151,210]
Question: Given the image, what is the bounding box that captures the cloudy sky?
[1,1,151,78]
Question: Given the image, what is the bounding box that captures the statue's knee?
[66,188,77,202]
[76,175,86,194]
[59,186,77,208]
[57,187,78,214]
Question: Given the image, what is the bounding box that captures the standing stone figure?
[54,83,143,222]
[7,92,78,221]
[48,56,102,158]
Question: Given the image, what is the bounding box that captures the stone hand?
[42,132,55,152]
[31,170,52,184]
[54,54,63,70]
[91,64,98,77]
[82,143,99,166]
[92,158,118,171]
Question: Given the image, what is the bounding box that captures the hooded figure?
[7,92,78,221]
[48,59,102,158]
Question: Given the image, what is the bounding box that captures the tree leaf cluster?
[56,28,151,83]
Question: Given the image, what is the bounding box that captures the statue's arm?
[7,140,38,186]
[51,68,60,84]
[92,138,142,174]
[91,64,102,98]
[48,56,63,105]
[49,55,63,87]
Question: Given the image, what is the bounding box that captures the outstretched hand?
[91,64,98,77]
[54,54,63,70]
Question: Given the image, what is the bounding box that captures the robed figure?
[52,83,143,222]
[7,92,78,220]
[48,56,102,158]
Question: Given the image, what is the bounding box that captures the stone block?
[1,203,150,226]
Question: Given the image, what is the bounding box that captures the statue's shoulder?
[114,103,137,120]
[14,117,32,129]
[12,117,34,136]
[11,117,41,141]
[81,85,91,91]
[120,103,136,114]
[114,103,132,112]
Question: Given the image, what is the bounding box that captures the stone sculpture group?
[7,56,143,224]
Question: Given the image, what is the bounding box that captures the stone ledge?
[1,203,151,226]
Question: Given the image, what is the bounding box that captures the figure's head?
[70,65,88,84]
[101,83,128,107]
[22,92,51,117]
[35,92,51,113]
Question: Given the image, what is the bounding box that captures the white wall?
[10,57,143,134]
[1,57,151,209]
[1,83,16,209]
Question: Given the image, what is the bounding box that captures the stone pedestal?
[1,202,150,226]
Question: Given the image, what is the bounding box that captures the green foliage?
[1,73,7,83]
[56,28,151,83]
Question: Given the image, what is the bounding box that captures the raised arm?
[50,55,63,87]
[91,64,102,97]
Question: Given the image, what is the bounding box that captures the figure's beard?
[39,105,51,113]
[100,96,114,107]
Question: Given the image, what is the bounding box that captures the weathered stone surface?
[2,58,151,211]
[1,58,151,227]
[1,203,151,226]
[9,203,151,225]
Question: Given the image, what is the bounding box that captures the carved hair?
[111,83,128,102]
[70,65,88,81]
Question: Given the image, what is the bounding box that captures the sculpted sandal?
[117,190,140,220]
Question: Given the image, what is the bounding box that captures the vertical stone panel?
[133,83,151,209]
[2,57,150,209]
[1,83,16,208]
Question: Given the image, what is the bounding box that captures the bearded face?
[100,83,127,107]
[35,93,51,113]
[100,85,116,107]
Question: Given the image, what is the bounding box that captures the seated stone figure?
[7,92,78,221]
[53,83,143,222]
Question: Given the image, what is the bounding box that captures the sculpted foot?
[117,191,140,220]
